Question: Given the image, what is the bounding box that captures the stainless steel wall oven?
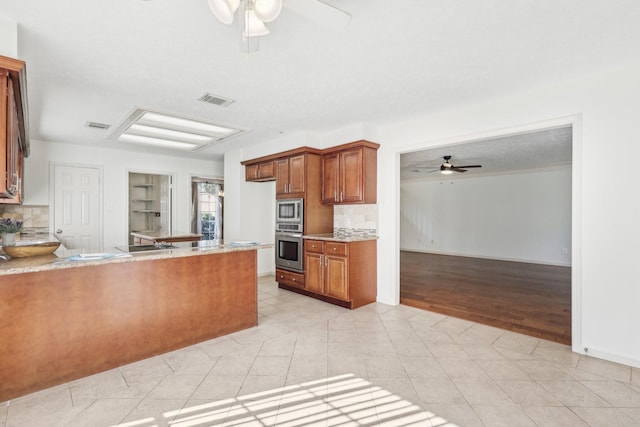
[275,232,303,272]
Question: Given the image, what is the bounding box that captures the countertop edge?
[302,234,379,242]
[0,243,273,276]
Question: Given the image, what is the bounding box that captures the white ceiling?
[400,126,573,181]
[1,0,640,160]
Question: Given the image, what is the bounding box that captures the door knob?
[56,229,63,234]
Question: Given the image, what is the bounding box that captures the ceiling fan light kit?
[254,0,283,22]
[243,8,270,37]
[208,0,282,37]
[207,0,240,25]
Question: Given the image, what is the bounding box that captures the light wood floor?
[400,251,572,345]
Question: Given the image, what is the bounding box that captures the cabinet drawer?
[325,242,347,257]
[304,240,324,254]
[276,268,304,288]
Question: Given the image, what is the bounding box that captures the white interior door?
[52,164,102,251]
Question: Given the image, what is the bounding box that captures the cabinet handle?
[289,183,292,193]
[333,247,337,251]
[292,278,296,282]
[340,192,344,201]
[334,191,337,201]
[280,275,284,279]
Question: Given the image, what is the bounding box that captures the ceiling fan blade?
[411,168,440,173]
[455,165,482,169]
[451,167,468,173]
[285,0,352,29]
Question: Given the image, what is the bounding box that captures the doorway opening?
[191,177,223,241]
[399,125,573,344]
[128,172,172,245]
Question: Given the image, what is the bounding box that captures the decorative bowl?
[2,241,61,258]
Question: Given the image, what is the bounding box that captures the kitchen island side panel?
[0,250,257,402]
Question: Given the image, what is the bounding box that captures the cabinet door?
[325,255,348,301]
[275,158,289,195]
[339,148,364,203]
[0,70,9,198]
[288,155,305,194]
[245,161,275,182]
[0,72,22,202]
[259,161,275,179]
[245,163,259,181]
[321,153,339,204]
[305,253,324,294]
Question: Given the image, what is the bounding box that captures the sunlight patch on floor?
[110,374,458,426]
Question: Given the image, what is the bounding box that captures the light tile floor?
[2,275,640,426]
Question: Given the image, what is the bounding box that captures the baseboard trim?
[577,346,640,369]
[400,247,571,267]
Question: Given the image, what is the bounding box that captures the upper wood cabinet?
[0,55,30,205]
[322,140,379,205]
[242,147,333,234]
[245,160,275,182]
[275,154,305,197]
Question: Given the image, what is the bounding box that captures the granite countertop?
[303,233,379,242]
[0,240,272,276]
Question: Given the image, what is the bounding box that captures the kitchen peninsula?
[0,241,270,402]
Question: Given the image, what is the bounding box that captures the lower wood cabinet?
[276,268,304,289]
[279,238,376,309]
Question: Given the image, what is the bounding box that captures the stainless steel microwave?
[276,198,303,225]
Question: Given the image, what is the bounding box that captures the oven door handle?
[275,232,303,238]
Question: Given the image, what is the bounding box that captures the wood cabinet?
[322,140,379,205]
[242,147,333,235]
[293,238,376,309]
[245,160,275,182]
[0,55,30,204]
[0,248,258,402]
[275,268,304,289]
[275,154,305,197]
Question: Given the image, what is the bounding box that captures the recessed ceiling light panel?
[109,108,246,151]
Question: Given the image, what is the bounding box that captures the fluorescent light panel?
[139,112,236,136]
[110,108,244,152]
[128,124,215,144]
[118,134,198,150]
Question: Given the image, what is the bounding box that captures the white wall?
[376,62,640,368]
[24,140,222,249]
[0,17,18,58]
[401,167,572,266]
[226,61,640,369]
[223,150,275,275]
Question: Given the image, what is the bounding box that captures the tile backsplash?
[334,204,378,234]
[0,205,49,228]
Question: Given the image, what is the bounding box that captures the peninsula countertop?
[0,240,271,276]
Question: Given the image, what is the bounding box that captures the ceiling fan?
[207,0,351,51]
[413,155,482,175]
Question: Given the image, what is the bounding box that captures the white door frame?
[49,162,105,250]
[126,168,177,243]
